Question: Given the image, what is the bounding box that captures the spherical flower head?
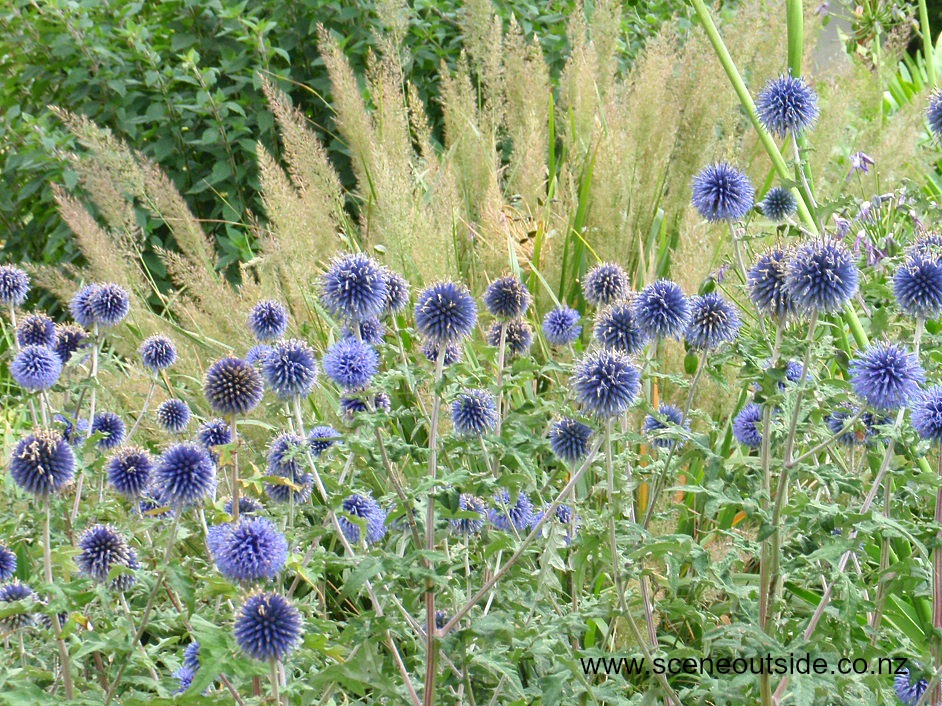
[785,361,804,384]
[225,496,264,516]
[760,186,798,222]
[156,399,191,434]
[339,391,391,419]
[234,592,302,661]
[0,582,38,632]
[55,413,88,446]
[107,446,154,498]
[691,162,755,222]
[756,74,818,137]
[320,253,389,323]
[532,504,579,544]
[341,318,385,345]
[451,389,498,437]
[895,667,930,706]
[850,342,924,412]
[421,340,462,367]
[643,404,689,449]
[212,517,288,583]
[594,303,645,354]
[174,667,195,694]
[265,433,312,504]
[929,90,942,141]
[262,339,319,399]
[913,386,942,443]
[489,490,534,532]
[826,408,881,447]
[308,425,340,456]
[69,284,99,328]
[198,418,232,448]
[16,313,55,348]
[204,357,264,416]
[748,248,797,320]
[685,293,741,349]
[183,641,201,672]
[323,338,378,391]
[76,524,135,588]
[339,494,387,544]
[631,280,691,340]
[0,265,29,306]
[483,275,531,319]
[894,252,942,319]
[90,283,130,327]
[245,344,273,367]
[450,493,487,535]
[248,300,288,342]
[10,430,75,498]
[10,345,62,391]
[91,411,126,450]
[139,485,173,519]
[571,348,641,418]
[582,263,629,307]
[414,281,477,345]
[154,442,216,507]
[382,268,410,314]
[548,417,592,463]
[486,319,533,356]
[139,335,177,372]
[54,324,86,364]
[732,403,763,448]
[0,544,16,582]
[542,306,582,346]
[785,240,859,314]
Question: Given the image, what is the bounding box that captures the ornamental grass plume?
[548,417,593,463]
[582,263,629,307]
[234,592,302,661]
[849,341,924,412]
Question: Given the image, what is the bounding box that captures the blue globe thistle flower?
[760,187,798,222]
[532,504,579,544]
[198,418,231,448]
[542,306,582,346]
[486,319,533,356]
[225,496,264,516]
[156,399,190,434]
[785,361,804,384]
[107,446,154,498]
[451,389,498,437]
[308,425,340,456]
[755,75,819,137]
[632,280,691,340]
[548,417,593,463]
[90,283,130,327]
[54,414,88,446]
[341,318,386,345]
[139,335,177,372]
[320,253,389,323]
[643,404,689,449]
[69,284,99,328]
[826,408,884,447]
[449,493,487,535]
[207,523,233,556]
[732,403,763,448]
[183,641,201,672]
[53,324,86,364]
[76,524,136,589]
[483,275,531,319]
[0,265,29,306]
[339,391,392,419]
[421,340,462,366]
[154,443,216,506]
[139,485,173,519]
[582,263,629,307]
[571,348,641,418]
[850,342,924,412]
[0,582,39,631]
[323,338,378,391]
[489,490,534,532]
[785,240,859,314]
[913,386,942,443]
[10,345,62,391]
[0,544,17,582]
[10,431,75,497]
[174,667,195,694]
[212,517,288,583]
[691,162,755,222]
[748,248,797,320]
[265,434,312,504]
[204,357,264,416]
[91,411,126,450]
[414,281,477,345]
[929,89,942,140]
[262,339,319,399]
[382,268,410,314]
[245,345,272,367]
[234,592,302,662]
[895,667,930,706]
[16,313,55,348]
[339,494,387,545]
[685,293,741,349]
[594,303,646,354]
[248,300,288,342]
[894,253,942,319]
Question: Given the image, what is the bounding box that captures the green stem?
[424,347,446,706]
[45,503,74,699]
[786,0,803,77]
[921,0,938,87]
[270,659,282,706]
[230,416,240,521]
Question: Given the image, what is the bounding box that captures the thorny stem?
[495,322,507,436]
[424,346,446,706]
[44,503,74,699]
[230,416,240,522]
[270,659,282,706]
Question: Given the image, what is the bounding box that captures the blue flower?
[183,641,201,672]
[154,443,216,506]
[90,283,130,327]
[16,313,55,348]
[486,319,533,356]
[91,411,126,450]
[212,517,288,583]
[265,434,313,504]
[107,446,154,498]
[53,324,87,364]
[571,348,641,418]
[450,494,487,535]
[483,275,530,319]
[894,252,942,319]
[320,253,389,323]
[542,306,582,346]
[245,345,272,367]
[76,524,136,589]
[0,544,17,582]
[0,265,29,306]
[0,582,39,631]
[691,162,755,222]
[10,345,62,390]
[532,504,579,544]
[489,490,534,532]
[10,431,75,498]
[732,403,763,448]
[582,263,629,307]
[339,391,392,419]
[308,425,340,456]
[452,389,498,437]
[594,303,646,354]
[234,592,302,662]
[895,667,929,706]
[248,300,288,342]
[748,248,797,320]
[341,318,385,345]
[262,339,319,399]
[322,338,378,391]
[685,293,741,349]
[785,240,859,314]
[198,418,231,448]
[204,357,264,416]
[785,361,804,384]
[632,280,691,340]
[414,281,477,345]
[826,408,883,447]
[225,497,264,516]
[421,340,462,366]
[174,667,195,694]
[850,342,924,411]
[548,417,593,463]
[755,75,818,137]
[930,89,942,140]
[69,285,99,328]
[156,399,190,434]
[139,485,173,519]
[382,268,411,314]
[760,187,798,222]
[913,386,942,443]
[339,494,387,544]
[643,404,689,449]
[139,335,177,372]
[55,414,88,446]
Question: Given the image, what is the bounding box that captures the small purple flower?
[847,151,874,178]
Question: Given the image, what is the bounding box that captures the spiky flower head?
[91,411,126,450]
[850,342,924,412]
[9,430,75,497]
[489,490,534,532]
[320,253,389,323]
[76,524,136,589]
[785,240,859,314]
[894,252,942,319]
[262,339,318,399]
[913,386,942,443]
[382,268,411,314]
[53,324,86,364]
[139,335,177,372]
[89,283,130,327]
[571,348,641,418]
[732,403,763,448]
[594,303,645,354]
[247,300,288,342]
[0,265,29,306]
[234,592,302,661]
[826,408,883,447]
[691,162,755,222]
[483,275,531,319]
[685,293,741,350]
[212,517,288,583]
[542,306,582,346]
[107,446,154,498]
[339,494,387,544]
[198,418,232,448]
[532,504,579,544]
[16,313,55,348]
[308,425,340,456]
[421,340,462,367]
[204,357,264,416]
[755,74,819,137]
[154,443,216,506]
[69,284,99,328]
[486,319,533,356]
[54,414,88,446]
[582,263,629,307]
[631,280,691,340]
[265,434,313,504]
[0,545,16,582]
[245,345,272,367]
[339,391,392,419]
[895,667,930,706]
[548,417,592,463]
[451,389,498,437]
[323,338,378,391]
[760,186,798,222]
[341,318,385,345]
[785,361,804,384]
[450,494,487,535]
[156,399,191,434]
[928,89,942,140]
[0,582,38,632]
[414,281,477,345]
[139,485,173,519]
[10,345,61,391]
[748,248,797,320]
[643,404,689,449]
[225,497,264,516]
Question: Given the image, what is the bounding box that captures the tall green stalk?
[786,0,803,77]
[921,0,937,88]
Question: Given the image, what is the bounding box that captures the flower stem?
[933,449,942,705]
[495,322,507,436]
[125,377,158,443]
[270,659,281,706]
[44,503,73,699]
[230,416,240,522]
[921,0,937,87]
